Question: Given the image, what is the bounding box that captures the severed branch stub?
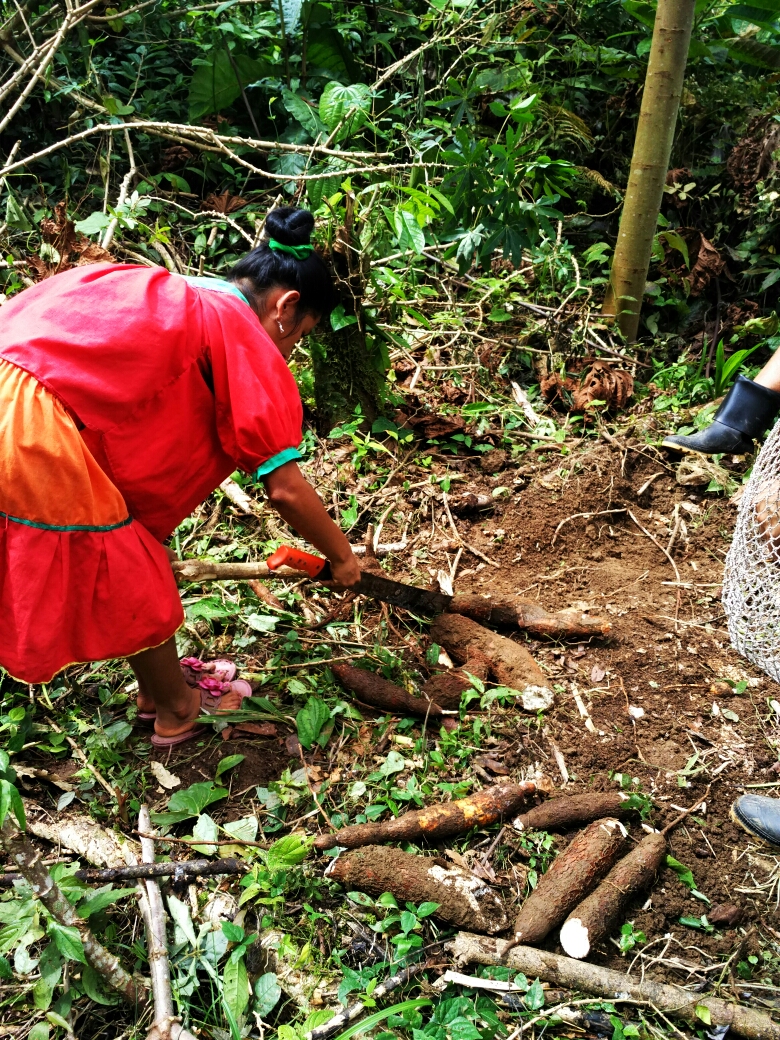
[450,933,780,1040]
[314,781,537,852]
[327,846,508,933]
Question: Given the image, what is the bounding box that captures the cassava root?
[450,932,780,1040]
[560,832,666,959]
[511,818,626,946]
[513,792,636,832]
[447,595,612,639]
[331,663,445,718]
[314,782,536,852]
[327,846,508,933]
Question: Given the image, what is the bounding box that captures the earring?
[277,320,285,334]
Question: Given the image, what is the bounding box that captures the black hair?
[229,206,338,321]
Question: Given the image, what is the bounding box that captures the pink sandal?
[135,657,238,722]
[150,679,252,747]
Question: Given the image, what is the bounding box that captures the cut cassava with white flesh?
[430,614,555,711]
[511,818,626,945]
[331,663,445,717]
[452,933,780,1040]
[447,595,612,639]
[560,831,666,959]
[326,845,508,933]
[313,781,536,852]
[513,792,635,832]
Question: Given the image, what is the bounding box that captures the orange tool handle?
[266,545,331,579]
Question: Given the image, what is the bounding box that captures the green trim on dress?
[254,447,302,479]
[0,510,133,533]
[181,275,250,307]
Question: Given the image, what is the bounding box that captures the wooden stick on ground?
[450,933,780,1040]
[304,961,428,1040]
[0,857,248,887]
[137,806,197,1040]
[0,813,146,1007]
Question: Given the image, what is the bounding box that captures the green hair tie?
[267,238,314,260]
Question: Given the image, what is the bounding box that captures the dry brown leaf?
[202,191,248,214]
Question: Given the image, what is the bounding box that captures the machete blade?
[352,571,452,615]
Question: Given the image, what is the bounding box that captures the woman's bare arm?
[262,461,361,586]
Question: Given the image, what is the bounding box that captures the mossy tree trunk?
[605,0,696,341]
[311,198,383,432]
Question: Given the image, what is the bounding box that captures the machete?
[265,545,452,615]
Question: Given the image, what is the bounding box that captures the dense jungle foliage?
[1,0,779,415]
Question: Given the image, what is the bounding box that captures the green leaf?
[28,1024,50,1040]
[280,0,303,33]
[81,963,122,1005]
[332,1000,432,1040]
[77,886,136,918]
[244,612,278,633]
[524,978,545,1011]
[223,815,259,843]
[726,37,780,68]
[73,211,112,236]
[660,230,690,268]
[319,81,371,131]
[0,955,11,980]
[695,1005,713,1025]
[223,953,249,1019]
[32,943,61,1010]
[191,813,219,855]
[330,303,359,331]
[297,696,330,749]
[726,2,779,26]
[48,922,86,964]
[416,902,440,918]
[0,779,25,830]
[215,754,245,780]
[254,971,282,1017]
[666,855,697,890]
[188,49,268,120]
[393,207,425,254]
[166,781,228,819]
[266,833,312,872]
[379,750,406,776]
[622,0,657,27]
[167,894,197,946]
[307,30,359,82]
[5,195,33,232]
[101,95,134,116]
[282,87,325,138]
[222,921,245,943]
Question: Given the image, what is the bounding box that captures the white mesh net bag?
[723,420,780,680]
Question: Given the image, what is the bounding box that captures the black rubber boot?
[731,794,780,845]
[663,375,780,455]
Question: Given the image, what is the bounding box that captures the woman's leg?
[754,350,780,391]
[129,636,243,738]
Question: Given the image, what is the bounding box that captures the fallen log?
[448,595,612,639]
[450,932,780,1040]
[513,792,635,832]
[560,832,666,959]
[511,818,626,946]
[331,663,445,717]
[430,614,555,711]
[326,846,508,933]
[314,782,536,852]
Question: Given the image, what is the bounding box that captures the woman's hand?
[329,552,362,588]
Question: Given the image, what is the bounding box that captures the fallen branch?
[314,782,537,853]
[327,846,508,933]
[510,819,626,947]
[331,663,445,718]
[137,806,197,1040]
[0,857,247,887]
[450,933,780,1040]
[512,792,636,833]
[305,961,428,1040]
[560,832,666,959]
[430,614,554,711]
[447,595,612,639]
[0,814,147,1007]
[25,810,140,867]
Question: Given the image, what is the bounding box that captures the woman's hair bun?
[265,206,314,247]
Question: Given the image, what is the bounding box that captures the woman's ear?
[276,289,302,322]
